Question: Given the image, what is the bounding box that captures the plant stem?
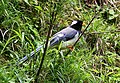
[35,1,57,82]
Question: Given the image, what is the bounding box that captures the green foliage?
[0,0,120,82]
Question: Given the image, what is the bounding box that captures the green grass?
[0,0,120,82]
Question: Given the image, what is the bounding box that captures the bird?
[18,20,84,64]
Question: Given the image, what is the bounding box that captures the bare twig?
[35,26,52,82]
[35,2,57,82]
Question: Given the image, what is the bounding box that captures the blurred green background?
[0,0,120,82]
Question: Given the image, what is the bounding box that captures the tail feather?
[17,45,43,64]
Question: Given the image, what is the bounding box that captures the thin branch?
[35,2,57,82]
[35,24,52,82]
[35,23,52,81]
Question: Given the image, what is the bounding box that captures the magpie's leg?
[67,46,74,51]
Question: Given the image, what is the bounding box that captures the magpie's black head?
[70,20,83,31]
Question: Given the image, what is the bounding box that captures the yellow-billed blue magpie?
[19,20,84,63]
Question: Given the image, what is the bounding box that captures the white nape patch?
[57,33,64,37]
[71,20,77,26]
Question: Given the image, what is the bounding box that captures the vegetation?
[0,0,120,82]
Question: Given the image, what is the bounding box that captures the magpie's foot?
[67,46,74,51]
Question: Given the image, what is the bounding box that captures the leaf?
[109,9,115,15]
[24,0,31,6]
[35,6,43,11]
[90,69,99,73]
[109,14,119,20]
[29,25,40,39]
[106,72,114,76]
[0,35,17,55]
[25,36,34,49]
[21,32,25,46]
[12,29,22,41]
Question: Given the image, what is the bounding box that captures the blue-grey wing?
[50,27,79,47]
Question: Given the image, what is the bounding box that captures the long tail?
[17,45,43,64]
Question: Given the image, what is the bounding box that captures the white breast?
[61,32,79,48]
